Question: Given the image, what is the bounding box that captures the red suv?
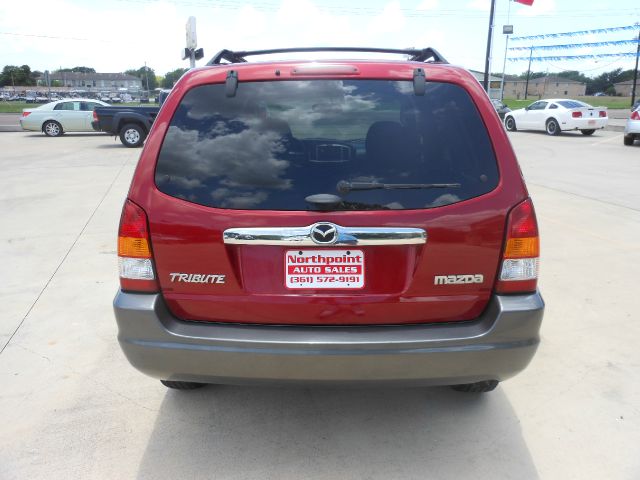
[114,47,544,393]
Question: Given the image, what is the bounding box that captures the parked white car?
[623,106,640,146]
[504,99,608,136]
[20,99,110,137]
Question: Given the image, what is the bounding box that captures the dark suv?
[113,47,544,393]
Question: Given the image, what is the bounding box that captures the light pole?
[631,27,640,106]
[483,0,497,92]
[499,0,513,100]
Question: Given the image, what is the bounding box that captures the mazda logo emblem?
[310,223,338,244]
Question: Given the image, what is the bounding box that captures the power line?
[0,31,112,43]
[108,0,640,19]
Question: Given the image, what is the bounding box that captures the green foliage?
[56,66,96,73]
[161,68,188,88]
[0,65,37,86]
[556,70,589,84]
[503,96,631,110]
[585,68,635,94]
[125,66,158,90]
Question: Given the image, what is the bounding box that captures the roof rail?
[206,47,448,66]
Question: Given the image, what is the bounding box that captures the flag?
[514,0,534,5]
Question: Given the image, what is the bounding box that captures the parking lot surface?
[1,130,639,479]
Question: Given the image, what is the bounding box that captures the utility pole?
[524,47,533,100]
[144,61,149,92]
[483,0,497,92]
[631,28,640,107]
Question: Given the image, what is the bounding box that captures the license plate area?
[285,249,365,289]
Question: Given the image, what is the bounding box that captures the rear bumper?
[562,118,607,130]
[19,119,38,131]
[624,119,640,135]
[113,291,544,386]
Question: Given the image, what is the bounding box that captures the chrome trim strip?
[223,224,426,246]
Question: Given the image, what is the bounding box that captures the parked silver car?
[20,99,110,137]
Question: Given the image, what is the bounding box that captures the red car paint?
[124,61,531,325]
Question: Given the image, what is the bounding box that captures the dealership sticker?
[285,250,365,289]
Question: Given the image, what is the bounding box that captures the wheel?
[545,118,561,136]
[504,116,517,131]
[624,135,634,146]
[580,129,595,136]
[43,120,63,137]
[160,380,206,390]
[451,380,499,393]
[119,123,146,148]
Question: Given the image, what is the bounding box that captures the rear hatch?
[144,67,520,325]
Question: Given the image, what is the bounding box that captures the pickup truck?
[92,106,159,147]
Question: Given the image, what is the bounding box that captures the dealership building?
[49,72,143,90]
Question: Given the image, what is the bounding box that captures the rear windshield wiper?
[337,180,461,194]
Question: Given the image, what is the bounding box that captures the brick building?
[613,79,640,97]
[503,75,586,99]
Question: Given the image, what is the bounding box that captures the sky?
[1,0,639,78]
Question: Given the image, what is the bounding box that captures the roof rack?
[206,47,448,66]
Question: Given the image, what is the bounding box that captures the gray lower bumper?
[113,291,544,386]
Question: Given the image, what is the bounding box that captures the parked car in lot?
[21,99,110,137]
[623,106,640,146]
[504,99,608,136]
[491,99,511,120]
[113,47,544,393]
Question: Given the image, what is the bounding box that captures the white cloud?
[466,0,490,12]
[416,0,438,10]
[516,0,556,16]
[368,2,406,35]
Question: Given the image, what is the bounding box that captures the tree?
[56,66,96,73]
[125,66,158,90]
[587,68,632,95]
[0,65,37,86]
[557,70,589,84]
[161,68,188,88]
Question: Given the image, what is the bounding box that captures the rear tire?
[119,123,146,148]
[43,120,63,137]
[451,380,499,393]
[504,116,517,131]
[624,135,634,146]
[545,118,561,136]
[160,380,206,390]
[580,129,595,136]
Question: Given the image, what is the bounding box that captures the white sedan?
[20,99,110,137]
[623,106,640,146]
[504,99,608,136]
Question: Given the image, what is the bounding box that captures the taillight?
[599,110,607,118]
[117,199,158,292]
[22,111,31,117]
[495,198,539,294]
[631,110,640,121]
[93,110,98,121]
[571,111,582,118]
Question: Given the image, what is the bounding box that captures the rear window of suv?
[155,79,498,210]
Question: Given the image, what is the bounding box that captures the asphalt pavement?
[0,130,639,479]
